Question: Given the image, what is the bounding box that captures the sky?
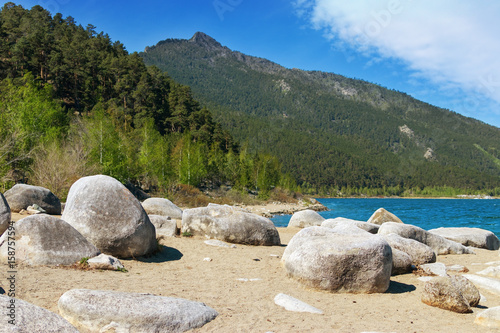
[8,0,500,128]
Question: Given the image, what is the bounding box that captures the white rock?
[463,274,500,296]
[322,217,379,234]
[287,209,325,228]
[274,293,323,314]
[204,239,237,248]
[428,227,500,250]
[142,197,183,219]
[87,254,124,271]
[475,306,500,328]
[58,289,218,332]
[203,257,212,262]
[420,263,448,276]
[477,266,500,278]
[149,215,177,237]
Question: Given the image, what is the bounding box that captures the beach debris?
[378,222,475,255]
[0,192,10,236]
[475,306,500,328]
[0,295,79,332]
[182,204,280,246]
[282,226,392,293]
[381,233,436,265]
[142,197,183,219]
[322,217,379,234]
[367,208,403,225]
[62,175,156,258]
[149,215,178,237]
[87,254,124,271]
[58,289,218,332]
[270,254,280,258]
[0,214,99,266]
[428,227,500,250]
[463,274,500,296]
[203,257,212,262]
[287,209,325,228]
[4,183,61,214]
[204,239,237,248]
[274,293,323,314]
[421,276,477,313]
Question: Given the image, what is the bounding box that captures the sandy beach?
[3,211,500,333]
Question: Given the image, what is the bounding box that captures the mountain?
[141,32,500,192]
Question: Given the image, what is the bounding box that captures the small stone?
[87,254,124,271]
[204,239,237,248]
[203,257,212,262]
[274,293,323,314]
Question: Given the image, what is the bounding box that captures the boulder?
[380,233,436,265]
[181,204,280,246]
[322,217,379,234]
[0,193,10,236]
[391,248,413,275]
[61,175,157,258]
[274,293,323,314]
[0,295,79,332]
[0,214,99,266]
[428,227,500,250]
[58,289,218,332]
[378,222,474,255]
[475,306,500,328]
[287,209,325,228]
[149,215,178,237]
[142,197,183,219]
[4,184,61,215]
[367,208,403,225]
[421,276,472,313]
[450,275,480,307]
[282,226,392,293]
[87,254,124,271]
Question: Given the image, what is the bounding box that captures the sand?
[3,213,500,332]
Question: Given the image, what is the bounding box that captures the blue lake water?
[271,198,500,237]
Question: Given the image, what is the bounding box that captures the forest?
[0,3,294,202]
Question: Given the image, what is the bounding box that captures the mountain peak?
[189,32,223,50]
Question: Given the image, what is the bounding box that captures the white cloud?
[294,0,500,110]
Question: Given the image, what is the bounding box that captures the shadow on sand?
[386,280,416,294]
[138,246,183,263]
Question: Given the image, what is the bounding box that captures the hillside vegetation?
[141,32,500,196]
[0,4,295,201]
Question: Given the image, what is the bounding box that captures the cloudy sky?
[10,0,500,127]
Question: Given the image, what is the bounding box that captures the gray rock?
[87,254,124,271]
[378,222,475,255]
[450,275,480,307]
[181,204,280,246]
[274,293,323,314]
[475,306,500,328]
[381,233,436,265]
[0,295,79,332]
[142,197,183,219]
[367,208,403,225]
[0,192,10,236]
[287,209,325,228]
[4,184,61,215]
[61,175,157,258]
[149,215,178,237]
[391,248,413,275]
[420,263,448,276]
[421,276,472,313]
[428,227,500,250]
[282,226,392,293]
[322,217,380,234]
[0,214,99,266]
[58,289,218,332]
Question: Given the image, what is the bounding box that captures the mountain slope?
[141,32,500,191]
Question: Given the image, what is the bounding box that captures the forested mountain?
[0,4,291,200]
[141,32,500,194]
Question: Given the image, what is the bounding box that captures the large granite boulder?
[61,175,156,258]
[0,214,99,266]
[322,217,379,234]
[282,226,392,293]
[4,184,61,215]
[421,276,479,313]
[391,248,413,275]
[149,215,178,237]
[58,289,218,332]
[181,204,280,246]
[367,208,403,225]
[287,209,325,228]
[378,222,474,255]
[380,233,436,265]
[0,295,79,332]
[142,197,183,219]
[428,227,500,250]
[0,193,10,236]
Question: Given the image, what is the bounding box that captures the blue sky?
[9,0,500,128]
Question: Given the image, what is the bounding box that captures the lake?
[271,198,500,237]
